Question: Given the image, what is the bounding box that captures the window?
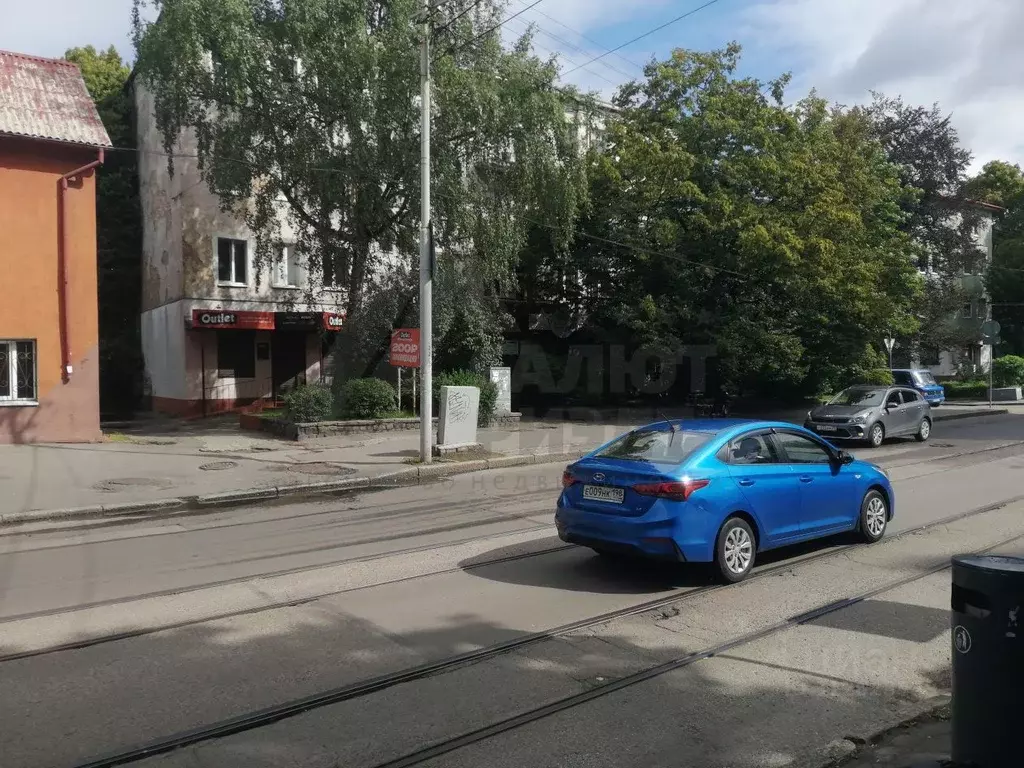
[961,302,973,319]
[727,434,779,465]
[0,340,36,403]
[273,244,302,288]
[217,238,248,285]
[976,299,988,320]
[892,371,913,386]
[885,390,902,408]
[902,390,920,403]
[828,387,885,407]
[776,432,833,464]
[595,427,712,465]
[322,250,342,289]
[216,331,256,379]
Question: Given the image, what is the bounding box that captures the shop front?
[186,309,343,416]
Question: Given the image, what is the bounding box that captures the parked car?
[890,368,945,406]
[805,385,931,447]
[556,419,894,583]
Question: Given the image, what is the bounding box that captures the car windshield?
[828,388,885,407]
[914,371,937,385]
[595,427,712,464]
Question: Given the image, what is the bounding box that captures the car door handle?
[738,479,755,487]
[799,475,813,483]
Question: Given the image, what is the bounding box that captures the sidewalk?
[836,706,951,767]
[0,405,1010,524]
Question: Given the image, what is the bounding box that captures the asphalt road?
[2,412,1023,768]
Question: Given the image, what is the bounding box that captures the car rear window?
[595,428,712,465]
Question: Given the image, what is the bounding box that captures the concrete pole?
[419,2,434,463]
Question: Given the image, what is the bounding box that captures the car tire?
[858,489,889,544]
[915,417,932,442]
[867,423,885,448]
[715,516,756,583]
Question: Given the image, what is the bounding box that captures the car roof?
[634,419,806,437]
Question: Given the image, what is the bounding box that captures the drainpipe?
[58,149,104,382]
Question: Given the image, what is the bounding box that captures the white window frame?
[215,236,250,287]
[272,244,302,289]
[0,339,38,406]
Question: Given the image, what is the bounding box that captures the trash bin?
[950,554,1024,767]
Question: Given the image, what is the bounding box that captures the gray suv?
[804,385,932,447]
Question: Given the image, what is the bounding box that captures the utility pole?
[419,0,434,464]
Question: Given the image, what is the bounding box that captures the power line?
[503,14,636,83]
[434,0,484,37]
[502,18,623,88]
[449,0,547,55]
[510,0,647,73]
[562,0,723,77]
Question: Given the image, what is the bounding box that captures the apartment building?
[134,83,346,417]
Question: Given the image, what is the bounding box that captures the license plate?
[818,425,837,432]
[583,485,625,504]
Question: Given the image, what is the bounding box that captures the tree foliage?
[859,94,986,354]
[520,45,920,398]
[64,45,143,415]
[966,160,1024,208]
[132,0,592,380]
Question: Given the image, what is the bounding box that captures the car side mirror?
[836,450,855,465]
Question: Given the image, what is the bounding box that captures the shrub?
[339,378,396,419]
[283,384,334,423]
[992,355,1024,388]
[854,368,894,386]
[945,380,988,400]
[434,370,498,427]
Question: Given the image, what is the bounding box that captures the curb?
[932,408,1008,422]
[0,448,589,528]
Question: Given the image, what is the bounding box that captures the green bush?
[339,378,397,419]
[992,355,1024,388]
[945,380,988,400]
[854,368,895,386]
[283,384,334,423]
[434,370,498,427]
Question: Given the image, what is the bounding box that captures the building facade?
[134,83,347,417]
[912,201,1001,377]
[0,50,111,443]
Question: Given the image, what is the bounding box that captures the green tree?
[966,160,1024,207]
[860,95,985,355]
[65,45,143,415]
[131,0,592,380]
[528,45,919,398]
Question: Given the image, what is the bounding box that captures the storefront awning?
[187,310,344,331]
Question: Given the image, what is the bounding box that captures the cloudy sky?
[2,0,1020,170]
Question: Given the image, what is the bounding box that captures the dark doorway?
[272,331,308,397]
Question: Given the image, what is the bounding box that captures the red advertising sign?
[321,312,346,331]
[191,309,275,330]
[389,328,420,368]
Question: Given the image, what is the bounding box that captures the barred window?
[0,340,37,403]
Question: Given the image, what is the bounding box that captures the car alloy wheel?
[859,490,888,543]
[868,423,885,448]
[716,517,755,583]
[916,418,931,442]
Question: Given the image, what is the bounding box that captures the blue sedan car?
[556,419,894,583]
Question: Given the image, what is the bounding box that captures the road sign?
[884,337,896,353]
[389,328,421,368]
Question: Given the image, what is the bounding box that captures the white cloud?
[0,0,137,60]
[743,0,1024,170]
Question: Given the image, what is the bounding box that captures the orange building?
[0,51,111,443]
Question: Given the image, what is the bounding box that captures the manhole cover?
[199,461,239,471]
[277,462,358,476]
[94,477,176,492]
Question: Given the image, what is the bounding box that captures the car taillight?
[562,470,577,488]
[632,478,709,501]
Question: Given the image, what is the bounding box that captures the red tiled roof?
[0,49,111,148]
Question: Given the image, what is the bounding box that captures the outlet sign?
[389,328,420,368]
[191,310,275,330]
